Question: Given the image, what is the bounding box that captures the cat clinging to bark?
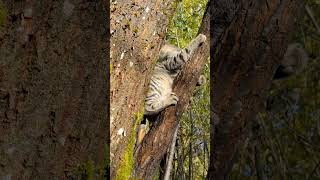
[134,34,207,147]
[144,34,206,116]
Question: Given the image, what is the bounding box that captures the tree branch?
[164,122,180,180]
[133,0,211,178]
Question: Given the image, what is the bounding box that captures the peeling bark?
[0,1,107,179]
[208,0,304,179]
[133,1,211,178]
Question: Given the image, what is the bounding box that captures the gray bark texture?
[208,0,304,179]
[0,1,107,179]
[110,0,177,178]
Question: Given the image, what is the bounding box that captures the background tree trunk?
[208,0,304,179]
[110,0,177,178]
[133,1,211,178]
[0,1,107,179]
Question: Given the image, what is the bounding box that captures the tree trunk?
[208,0,304,179]
[110,0,177,178]
[0,1,107,179]
[133,1,211,178]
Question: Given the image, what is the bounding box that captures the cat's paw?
[168,92,179,105]
[198,34,207,43]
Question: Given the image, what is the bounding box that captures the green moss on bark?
[0,1,7,28]
[115,108,144,180]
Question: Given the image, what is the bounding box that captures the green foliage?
[165,0,209,178]
[177,61,210,179]
[166,0,208,47]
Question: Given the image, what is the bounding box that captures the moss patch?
[85,160,95,180]
[74,159,95,180]
[115,108,144,180]
[0,1,7,28]
[115,128,136,180]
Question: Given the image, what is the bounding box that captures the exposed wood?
[208,0,304,179]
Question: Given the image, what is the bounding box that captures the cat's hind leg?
[144,92,178,115]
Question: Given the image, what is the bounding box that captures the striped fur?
[144,34,206,115]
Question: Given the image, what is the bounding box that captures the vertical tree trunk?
[208,0,304,179]
[133,1,211,178]
[110,0,177,178]
[0,1,107,179]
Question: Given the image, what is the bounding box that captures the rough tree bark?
[0,1,107,179]
[109,0,177,178]
[133,1,211,178]
[208,0,304,179]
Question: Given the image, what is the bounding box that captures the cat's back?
[149,66,173,95]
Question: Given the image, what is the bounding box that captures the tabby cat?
[144,34,206,115]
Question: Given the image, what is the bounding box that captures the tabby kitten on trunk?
[144,34,207,115]
[134,34,206,147]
